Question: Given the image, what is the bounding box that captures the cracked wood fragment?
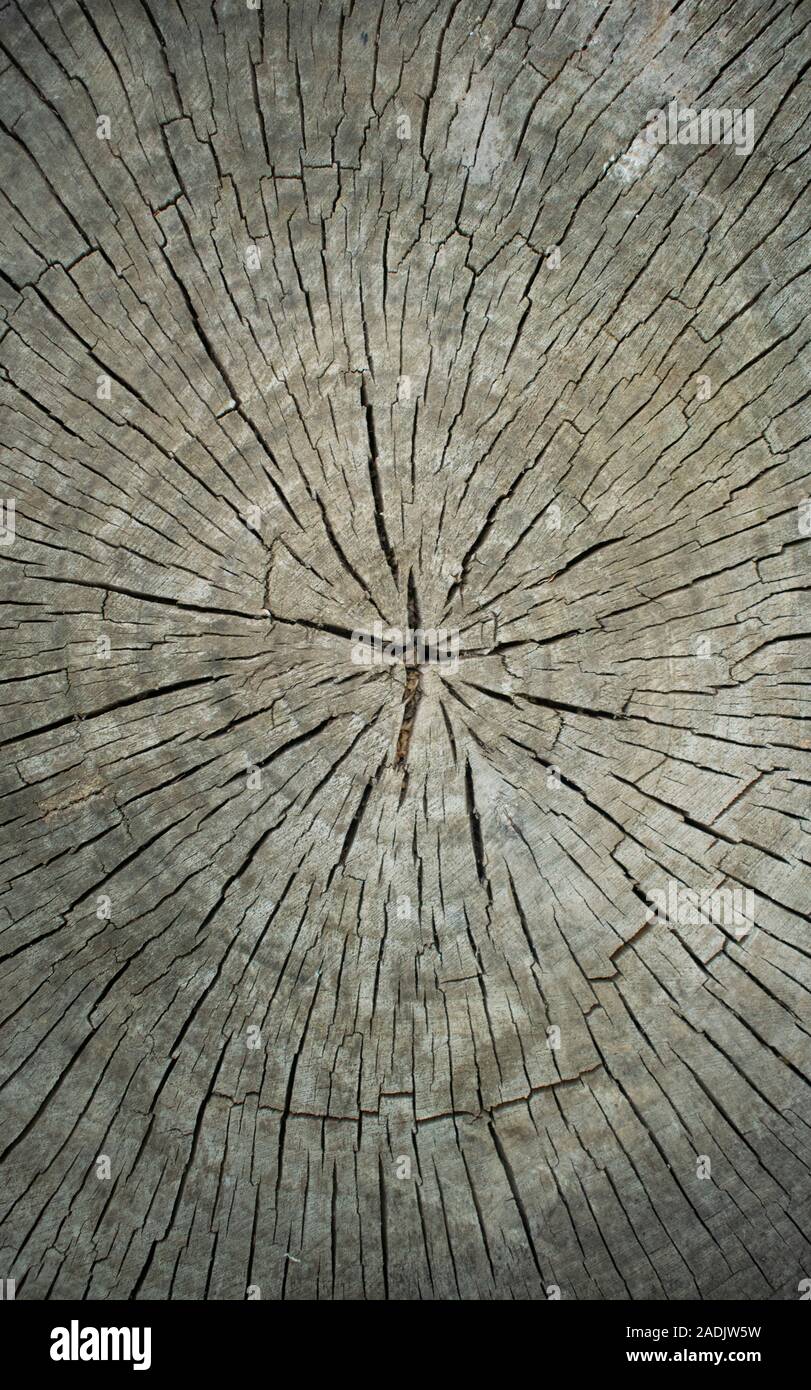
[0,0,810,1303]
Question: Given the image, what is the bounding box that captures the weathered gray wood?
[0,0,809,1301]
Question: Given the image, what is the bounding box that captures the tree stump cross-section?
[0,0,810,1301]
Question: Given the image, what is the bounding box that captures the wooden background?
[1,0,809,1300]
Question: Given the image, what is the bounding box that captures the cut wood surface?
[0,0,810,1301]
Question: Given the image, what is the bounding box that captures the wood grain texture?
[0,0,810,1301]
